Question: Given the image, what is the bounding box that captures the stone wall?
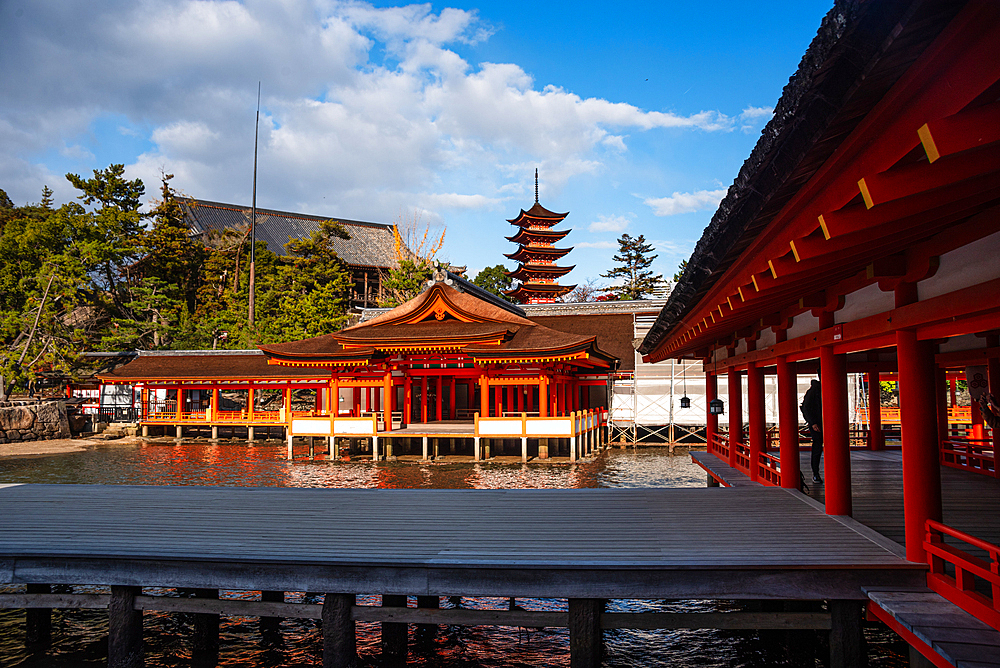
[0,401,71,443]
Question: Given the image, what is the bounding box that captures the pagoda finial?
[534,168,539,204]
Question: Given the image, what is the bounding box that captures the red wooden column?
[517,385,524,413]
[747,362,765,482]
[403,376,412,425]
[897,328,942,563]
[421,376,429,423]
[331,378,340,416]
[449,377,456,420]
[435,376,443,421]
[572,381,580,412]
[776,356,800,490]
[479,374,489,417]
[539,375,549,418]
[821,346,852,516]
[527,384,535,413]
[868,368,883,450]
[989,334,1000,452]
[382,372,392,431]
[495,385,502,417]
[706,371,719,458]
[353,388,361,416]
[727,367,742,469]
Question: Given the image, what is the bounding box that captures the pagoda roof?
[259,278,613,368]
[507,202,569,227]
[505,283,576,301]
[507,264,575,281]
[505,246,574,262]
[506,227,571,244]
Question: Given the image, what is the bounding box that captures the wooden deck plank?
[0,482,921,599]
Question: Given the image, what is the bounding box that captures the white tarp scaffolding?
[609,313,861,444]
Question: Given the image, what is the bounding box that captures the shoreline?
[0,436,142,459]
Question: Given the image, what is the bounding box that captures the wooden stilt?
[415,595,439,643]
[521,436,528,463]
[108,586,143,668]
[286,435,293,460]
[829,600,866,668]
[176,425,183,439]
[260,590,283,643]
[381,594,408,666]
[248,426,255,441]
[25,583,51,646]
[568,598,602,668]
[422,436,429,461]
[192,588,219,658]
[474,436,480,461]
[322,593,356,668]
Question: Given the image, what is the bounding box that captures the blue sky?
[0,0,832,286]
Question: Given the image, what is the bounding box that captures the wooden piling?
[829,600,866,668]
[259,590,284,641]
[108,585,143,668]
[381,594,408,666]
[25,583,51,646]
[415,595,439,643]
[322,593,356,668]
[568,598,602,668]
[191,588,219,658]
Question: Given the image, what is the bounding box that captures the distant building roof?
[178,197,396,269]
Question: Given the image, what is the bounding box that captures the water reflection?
[0,443,908,667]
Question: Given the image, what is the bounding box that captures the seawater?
[0,442,909,667]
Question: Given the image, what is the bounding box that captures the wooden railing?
[757,452,781,487]
[940,438,997,478]
[925,520,1000,631]
[732,440,750,474]
[710,432,729,460]
[857,406,972,424]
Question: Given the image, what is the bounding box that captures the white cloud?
[588,214,630,233]
[0,0,761,230]
[644,188,728,216]
[738,105,773,133]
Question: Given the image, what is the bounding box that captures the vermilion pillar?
[421,376,428,423]
[897,329,942,562]
[989,335,1000,451]
[821,346,852,516]
[435,376,443,421]
[776,356,800,490]
[479,375,489,417]
[383,372,392,431]
[449,377,456,420]
[868,368,883,450]
[331,378,339,416]
[727,367,743,469]
[404,376,412,425]
[527,384,534,413]
[539,376,548,418]
[706,371,719,458]
[747,362,765,482]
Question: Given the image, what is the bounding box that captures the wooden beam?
[919,99,1000,163]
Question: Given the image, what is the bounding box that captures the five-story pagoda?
[504,170,576,303]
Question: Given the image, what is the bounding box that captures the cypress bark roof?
[638,0,965,357]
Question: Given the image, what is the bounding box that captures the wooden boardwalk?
[0,483,920,600]
[693,449,1000,668]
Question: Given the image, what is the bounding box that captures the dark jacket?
[801,379,822,427]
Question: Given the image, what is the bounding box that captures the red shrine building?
[505,172,576,304]
[639,0,1000,654]
[99,268,615,461]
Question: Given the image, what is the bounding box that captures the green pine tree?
[600,233,663,300]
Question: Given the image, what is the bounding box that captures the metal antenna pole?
[249,82,260,329]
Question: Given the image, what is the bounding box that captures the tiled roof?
[178,197,396,269]
[530,314,637,371]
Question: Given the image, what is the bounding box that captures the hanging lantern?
[679,360,691,408]
[709,398,725,415]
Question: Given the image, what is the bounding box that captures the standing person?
[801,378,823,483]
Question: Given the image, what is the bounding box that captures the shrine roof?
[98,351,331,382]
[639,0,968,359]
[506,202,569,225]
[178,197,396,269]
[261,279,613,366]
[531,314,637,371]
